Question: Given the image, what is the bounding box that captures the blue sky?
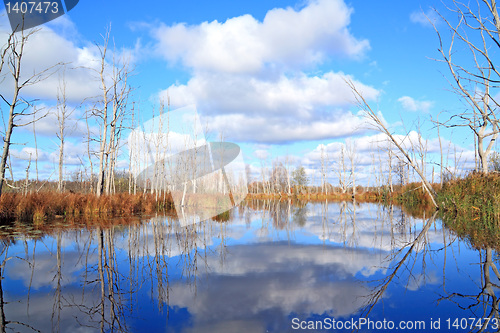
[0,0,485,185]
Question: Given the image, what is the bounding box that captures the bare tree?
[280,154,292,195]
[346,138,357,197]
[56,68,74,192]
[259,157,268,194]
[387,147,394,193]
[270,161,288,194]
[336,144,349,194]
[320,146,328,194]
[346,80,438,207]
[0,28,58,196]
[431,112,445,188]
[431,1,500,173]
[91,28,133,196]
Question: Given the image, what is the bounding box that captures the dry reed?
[0,192,174,223]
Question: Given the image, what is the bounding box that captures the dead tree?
[56,68,74,192]
[431,1,500,173]
[346,80,438,208]
[346,138,357,197]
[320,146,328,195]
[91,28,133,196]
[0,28,58,196]
[336,144,349,193]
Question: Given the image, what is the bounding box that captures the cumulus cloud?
[49,141,89,166]
[163,72,378,116]
[0,14,139,103]
[398,96,433,113]
[150,0,377,144]
[306,131,451,163]
[11,147,49,162]
[10,140,88,167]
[202,111,368,143]
[153,0,369,73]
[8,250,97,289]
[159,72,378,143]
[0,24,98,101]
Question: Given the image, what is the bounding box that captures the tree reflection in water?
[436,247,500,333]
[0,201,496,332]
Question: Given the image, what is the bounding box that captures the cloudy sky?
[0,0,484,183]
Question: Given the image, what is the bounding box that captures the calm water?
[0,200,497,332]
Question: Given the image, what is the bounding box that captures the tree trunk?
[0,86,19,196]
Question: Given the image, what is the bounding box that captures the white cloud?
[50,141,89,166]
[160,72,378,143]
[0,25,99,102]
[398,96,433,113]
[0,14,139,103]
[205,111,367,143]
[11,147,49,162]
[308,131,456,161]
[153,0,369,73]
[166,244,377,331]
[410,9,440,28]
[149,0,378,144]
[165,72,378,117]
[17,107,91,139]
[254,149,269,160]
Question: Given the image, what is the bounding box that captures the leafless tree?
[284,154,292,195]
[396,159,408,186]
[259,157,268,194]
[346,80,438,207]
[431,1,500,173]
[56,68,74,192]
[387,147,394,193]
[91,28,133,196]
[270,161,288,194]
[336,144,349,194]
[320,146,327,194]
[0,28,59,196]
[346,138,357,197]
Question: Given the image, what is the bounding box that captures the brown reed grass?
[0,191,175,223]
[246,191,383,203]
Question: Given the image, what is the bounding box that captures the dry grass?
[436,172,500,250]
[0,192,174,223]
[247,190,384,203]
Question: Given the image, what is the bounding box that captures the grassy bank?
[440,212,500,250]
[0,192,175,223]
[247,182,435,207]
[246,191,380,202]
[435,172,500,249]
[437,172,500,219]
[2,172,498,244]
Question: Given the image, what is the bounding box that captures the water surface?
[0,200,496,332]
